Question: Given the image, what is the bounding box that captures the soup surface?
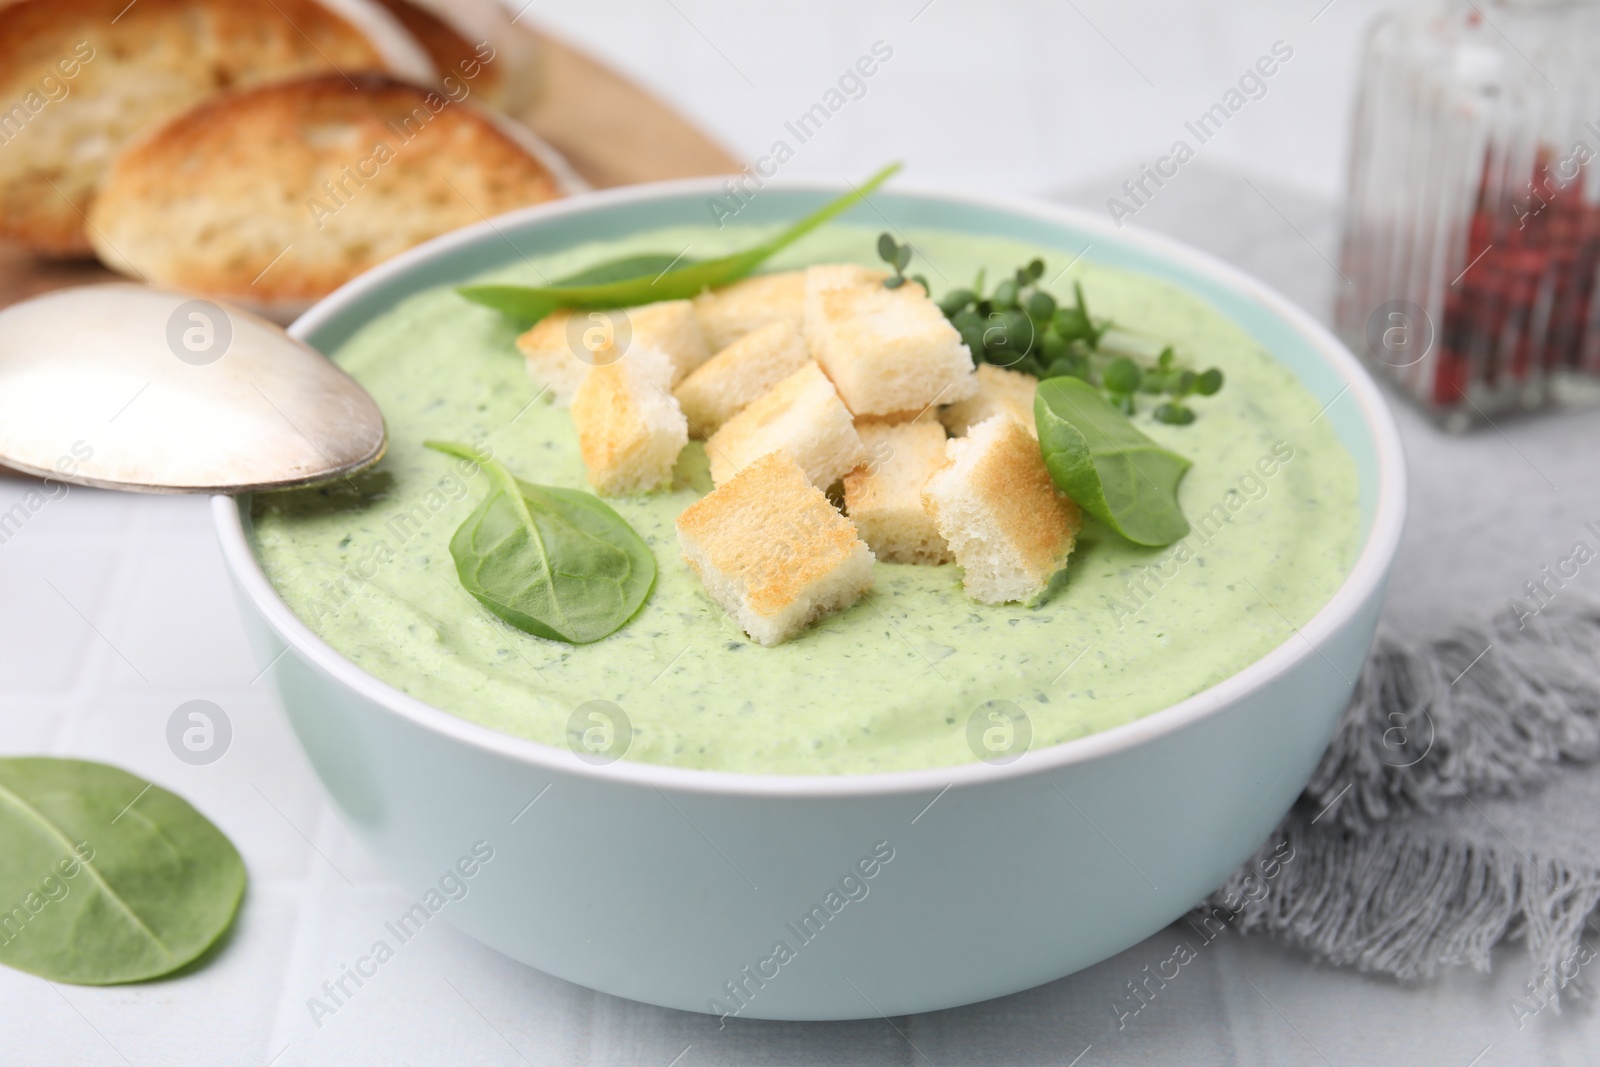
[250,223,1361,774]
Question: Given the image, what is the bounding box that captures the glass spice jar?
[1335,0,1600,431]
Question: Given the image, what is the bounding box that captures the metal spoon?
[0,284,385,493]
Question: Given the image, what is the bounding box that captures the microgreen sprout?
[1053,282,1108,350]
[933,264,1118,384]
[1102,357,1143,415]
[1150,353,1225,425]
[870,238,1216,422]
[871,237,1226,423]
[877,233,916,289]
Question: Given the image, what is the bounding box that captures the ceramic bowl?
[212,180,1406,1020]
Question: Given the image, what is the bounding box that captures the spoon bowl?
[0,284,385,493]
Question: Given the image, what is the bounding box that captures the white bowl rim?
[212,176,1407,799]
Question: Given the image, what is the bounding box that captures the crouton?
[843,422,953,565]
[803,262,888,311]
[517,310,588,405]
[941,363,1040,438]
[705,362,866,489]
[855,407,940,427]
[626,299,712,384]
[519,298,710,406]
[693,271,806,351]
[676,452,874,645]
[673,320,810,437]
[569,345,688,496]
[805,269,978,416]
[922,415,1082,604]
[801,263,889,350]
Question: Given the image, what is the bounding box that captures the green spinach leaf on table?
[0,758,245,985]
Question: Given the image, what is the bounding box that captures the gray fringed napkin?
[1202,601,1600,1010]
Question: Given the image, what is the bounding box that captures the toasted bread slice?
[0,0,432,255]
[87,73,568,319]
[519,299,709,406]
[673,320,810,437]
[570,345,687,496]
[804,268,978,416]
[705,362,866,489]
[693,270,805,352]
[922,415,1082,604]
[843,422,952,565]
[371,0,539,113]
[941,363,1039,438]
[676,451,874,646]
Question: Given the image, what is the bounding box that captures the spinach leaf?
[0,758,245,985]
[1035,376,1193,547]
[426,441,656,643]
[457,162,902,322]
[551,254,695,287]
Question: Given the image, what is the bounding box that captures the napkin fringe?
[1307,601,1600,832]
[1200,601,1600,1003]
[1206,819,1600,1009]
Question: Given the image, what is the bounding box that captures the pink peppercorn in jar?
[1336,0,1600,431]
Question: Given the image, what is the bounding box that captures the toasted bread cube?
[922,415,1082,604]
[516,309,588,406]
[705,362,867,488]
[673,320,810,438]
[626,299,712,384]
[804,262,888,309]
[801,264,888,350]
[805,274,978,417]
[843,422,953,565]
[693,271,806,351]
[941,363,1040,438]
[518,300,710,406]
[570,346,688,496]
[855,407,941,427]
[676,452,874,645]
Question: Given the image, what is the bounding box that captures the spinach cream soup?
[249,223,1361,775]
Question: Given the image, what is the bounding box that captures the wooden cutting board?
[0,28,736,310]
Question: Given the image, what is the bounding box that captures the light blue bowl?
[212,180,1406,1020]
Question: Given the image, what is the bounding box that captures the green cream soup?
[250,223,1361,775]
